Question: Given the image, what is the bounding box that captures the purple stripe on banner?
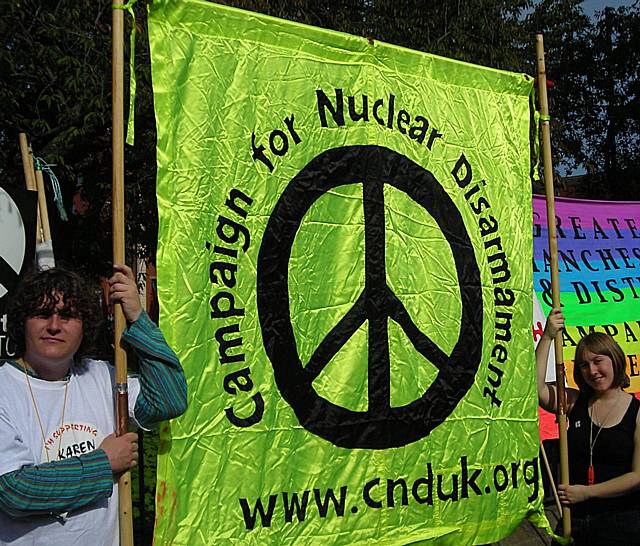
[533,194,640,231]
[533,195,640,258]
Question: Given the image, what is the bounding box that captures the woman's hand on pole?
[544,308,565,340]
[558,483,589,505]
[536,309,564,412]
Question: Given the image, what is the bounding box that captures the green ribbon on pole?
[113,0,138,146]
[35,157,68,221]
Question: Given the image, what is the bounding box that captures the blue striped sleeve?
[0,449,113,519]
[122,312,187,428]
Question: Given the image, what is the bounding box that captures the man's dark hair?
[6,267,103,360]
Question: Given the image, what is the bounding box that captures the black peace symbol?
[257,145,482,449]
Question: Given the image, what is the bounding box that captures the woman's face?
[578,350,615,393]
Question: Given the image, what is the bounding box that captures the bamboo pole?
[536,33,571,539]
[18,133,44,244]
[112,1,134,544]
[34,165,53,243]
[540,442,563,514]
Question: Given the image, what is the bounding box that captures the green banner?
[149,1,545,544]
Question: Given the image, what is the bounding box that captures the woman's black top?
[568,392,640,517]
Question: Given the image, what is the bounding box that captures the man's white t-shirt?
[0,360,140,546]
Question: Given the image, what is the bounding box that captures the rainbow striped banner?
[533,195,640,391]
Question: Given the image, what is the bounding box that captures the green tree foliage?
[0,0,157,276]
[220,0,532,70]
[221,0,367,34]
[526,0,640,199]
[587,6,640,199]
[1,0,638,281]
[0,0,633,276]
[364,0,531,71]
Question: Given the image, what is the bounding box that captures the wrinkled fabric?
[148,1,543,544]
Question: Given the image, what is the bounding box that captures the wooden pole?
[34,164,53,243]
[18,133,44,244]
[536,33,571,539]
[112,1,134,544]
[540,442,563,514]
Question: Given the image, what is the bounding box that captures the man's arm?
[122,312,187,428]
[0,450,113,519]
[0,430,139,519]
[109,264,187,428]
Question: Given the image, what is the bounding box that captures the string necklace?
[20,358,70,463]
[588,392,624,485]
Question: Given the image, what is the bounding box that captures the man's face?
[24,293,84,374]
